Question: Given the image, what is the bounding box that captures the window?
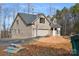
[40,18,45,23]
[13,29,16,34]
[14,29,16,34]
[16,20,19,24]
[18,29,20,34]
[55,28,57,30]
[51,28,53,30]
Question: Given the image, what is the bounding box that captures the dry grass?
[14,45,71,56]
[0,36,72,56]
[33,36,72,51]
[24,36,72,56]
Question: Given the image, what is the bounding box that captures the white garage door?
[33,29,49,37]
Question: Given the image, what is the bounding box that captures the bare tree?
[27,3,35,14]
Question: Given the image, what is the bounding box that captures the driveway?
[0,37,40,46]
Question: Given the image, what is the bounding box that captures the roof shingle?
[18,13,37,24]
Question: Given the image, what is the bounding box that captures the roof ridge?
[18,13,37,16]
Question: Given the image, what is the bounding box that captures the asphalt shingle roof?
[18,13,37,24]
[50,23,61,28]
[17,13,61,28]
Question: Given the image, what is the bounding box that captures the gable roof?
[50,23,61,28]
[50,18,61,28]
[37,13,51,23]
[18,13,37,24]
[10,13,61,29]
[10,13,50,29]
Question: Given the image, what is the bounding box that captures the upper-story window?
[16,20,19,24]
[40,18,45,23]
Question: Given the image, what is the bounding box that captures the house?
[11,13,61,39]
[50,18,61,36]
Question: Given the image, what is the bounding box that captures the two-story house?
[11,13,61,39]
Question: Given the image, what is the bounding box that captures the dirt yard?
[0,36,72,56]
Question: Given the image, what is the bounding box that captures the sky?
[2,3,75,15]
[33,3,75,15]
[0,3,75,30]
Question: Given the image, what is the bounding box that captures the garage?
[33,29,50,37]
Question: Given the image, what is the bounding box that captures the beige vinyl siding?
[32,15,50,29]
[32,15,51,37]
[11,16,32,39]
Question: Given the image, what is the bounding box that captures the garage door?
[33,29,49,37]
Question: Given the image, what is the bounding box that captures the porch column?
[57,28,61,36]
[53,28,57,36]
